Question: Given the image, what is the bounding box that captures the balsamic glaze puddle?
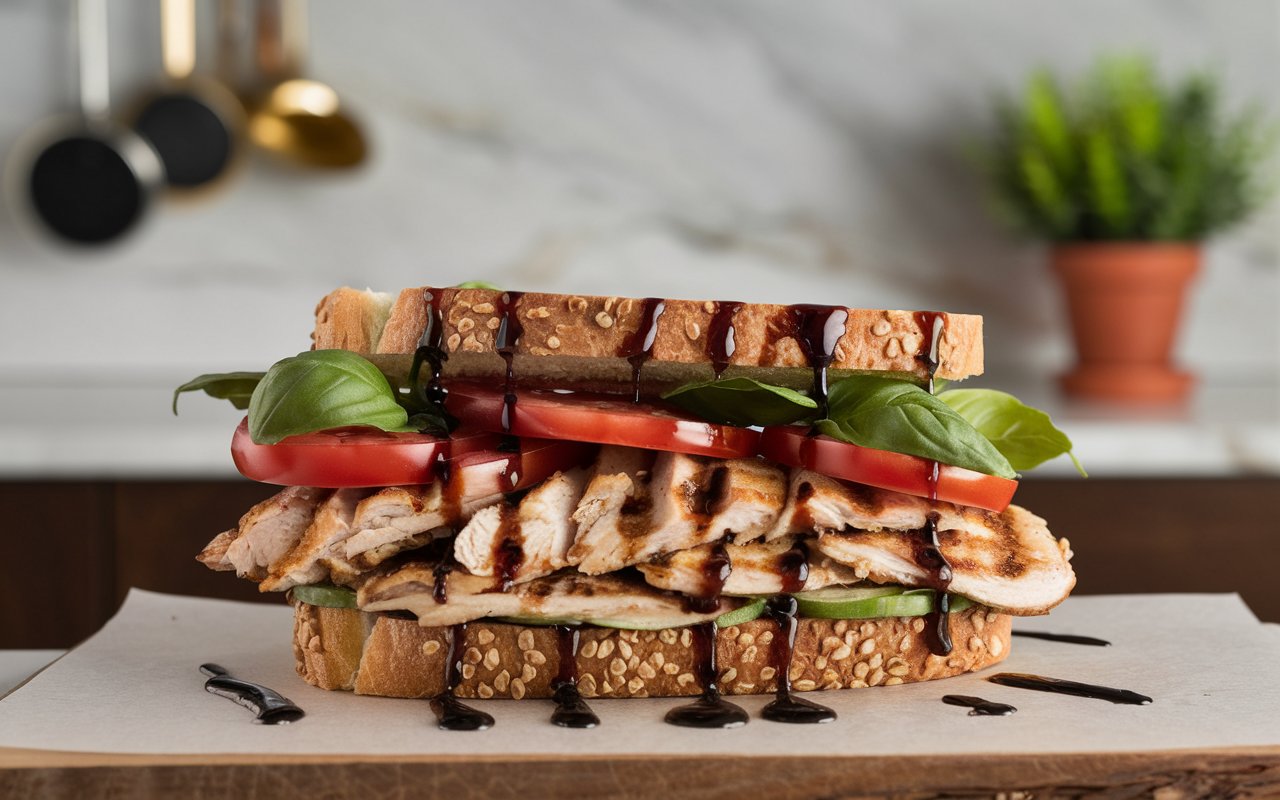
[1011,631,1112,647]
[988,673,1152,705]
[432,623,496,730]
[200,663,305,725]
[942,694,1016,716]
[550,625,599,728]
[760,596,836,725]
[664,622,749,728]
[550,682,598,729]
[432,693,494,731]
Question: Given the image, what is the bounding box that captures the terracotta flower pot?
[1051,243,1200,403]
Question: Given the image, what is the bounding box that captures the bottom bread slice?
[292,602,1012,699]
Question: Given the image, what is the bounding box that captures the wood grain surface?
[1,747,1277,799]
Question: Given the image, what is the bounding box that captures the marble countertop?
[1,376,1276,479]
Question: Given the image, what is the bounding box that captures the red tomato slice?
[445,383,760,460]
[451,438,598,496]
[231,419,499,488]
[759,426,1018,512]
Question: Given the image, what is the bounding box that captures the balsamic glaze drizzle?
[706,301,744,378]
[431,623,496,730]
[409,290,462,522]
[550,625,599,728]
[1011,631,1112,647]
[913,509,954,657]
[988,673,1152,705]
[914,310,944,394]
[491,509,524,593]
[760,596,837,724]
[663,622,749,728]
[776,541,810,595]
[437,450,468,528]
[620,298,666,402]
[789,304,849,417]
[432,550,456,605]
[685,542,731,615]
[913,312,955,657]
[941,695,1017,716]
[409,288,449,407]
[495,291,526,431]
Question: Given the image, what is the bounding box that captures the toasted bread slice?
[313,286,983,396]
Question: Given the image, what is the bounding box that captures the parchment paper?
[1,589,1277,757]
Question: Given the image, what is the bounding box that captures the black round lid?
[29,134,147,244]
[133,92,234,189]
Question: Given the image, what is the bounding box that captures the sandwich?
[177,285,1080,728]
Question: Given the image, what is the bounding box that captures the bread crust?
[312,287,984,392]
[294,602,1011,700]
[312,288,395,354]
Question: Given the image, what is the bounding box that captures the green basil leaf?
[172,372,266,414]
[662,378,818,427]
[454,280,501,290]
[248,350,414,444]
[939,388,1086,476]
[816,377,1017,479]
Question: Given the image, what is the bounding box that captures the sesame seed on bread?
[293,602,1011,699]
[312,286,984,396]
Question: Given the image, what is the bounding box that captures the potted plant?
[978,56,1275,402]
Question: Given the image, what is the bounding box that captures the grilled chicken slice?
[568,447,786,574]
[769,469,1007,539]
[638,537,863,596]
[815,505,1075,615]
[196,486,330,580]
[200,454,516,590]
[454,468,588,586]
[342,458,513,568]
[260,489,366,591]
[359,565,733,628]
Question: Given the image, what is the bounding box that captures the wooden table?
[2,745,1279,798]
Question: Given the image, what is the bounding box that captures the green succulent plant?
[978,55,1276,241]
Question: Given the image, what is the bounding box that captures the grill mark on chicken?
[569,449,786,574]
[200,448,1072,619]
[815,504,1073,615]
[454,468,588,587]
[360,563,732,628]
[638,537,861,596]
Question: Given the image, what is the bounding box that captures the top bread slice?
[313,286,983,395]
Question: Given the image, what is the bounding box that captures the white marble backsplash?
[0,0,1276,392]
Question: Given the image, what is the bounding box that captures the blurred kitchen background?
[1,0,1277,645]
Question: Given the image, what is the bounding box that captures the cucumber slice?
[291,584,358,609]
[498,600,766,631]
[587,614,709,631]
[715,598,766,628]
[492,614,580,627]
[794,586,972,620]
